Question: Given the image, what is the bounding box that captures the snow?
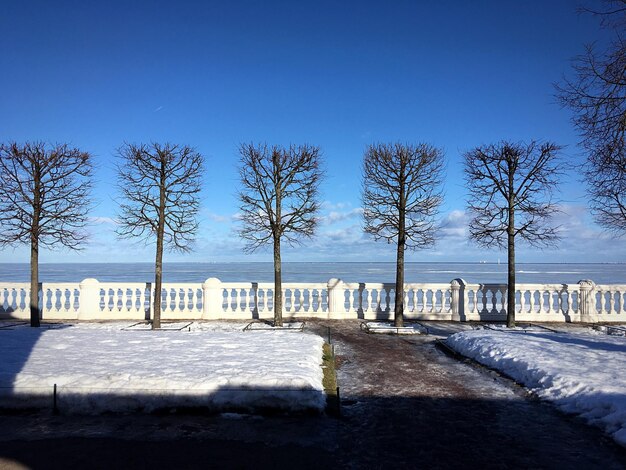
[446,327,626,446]
[360,321,427,335]
[0,322,325,414]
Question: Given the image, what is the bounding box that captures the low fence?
[0,278,624,323]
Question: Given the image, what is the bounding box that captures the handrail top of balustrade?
[341,282,451,289]
[219,282,329,289]
[595,284,626,290]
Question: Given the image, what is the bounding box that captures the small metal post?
[327,326,331,344]
[336,386,341,418]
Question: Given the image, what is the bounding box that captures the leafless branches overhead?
[238,143,323,252]
[362,142,445,250]
[116,143,203,253]
[556,1,626,233]
[0,142,93,250]
[464,141,563,249]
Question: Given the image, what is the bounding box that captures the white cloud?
[320,208,364,225]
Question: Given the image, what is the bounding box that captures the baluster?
[160,288,167,313]
[182,288,188,313]
[546,290,555,315]
[597,289,605,314]
[437,289,443,313]
[473,289,480,315]
[2,289,8,311]
[23,287,30,314]
[231,288,238,312]
[316,288,323,313]
[536,289,543,313]
[294,289,301,312]
[358,288,365,315]
[608,289,615,315]
[304,288,310,313]
[123,288,130,313]
[403,289,409,314]
[258,288,265,314]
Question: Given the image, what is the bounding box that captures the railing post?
[202,278,222,320]
[78,278,100,320]
[450,278,466,322]
[578,279,597,323]
[327,278,346,319]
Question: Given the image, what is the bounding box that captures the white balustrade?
[0,278,624,323]
[595,284,626,321]
[0,283,31,318]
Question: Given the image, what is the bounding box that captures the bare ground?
[0,320,625,469]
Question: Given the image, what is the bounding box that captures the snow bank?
[446,328,626,446]
[0,322,325,414]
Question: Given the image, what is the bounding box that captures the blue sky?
[1,0,623,263]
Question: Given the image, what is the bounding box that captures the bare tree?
[464,141,562,327]
[238,143,323,327]
[556,0,626,233]
[0,142,93,327]
[116,143,203,329]
[362,143,444,327]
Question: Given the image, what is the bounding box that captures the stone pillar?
[327,278,346,319]
[78,278,100,320]
[450,278,466,322]
[202,278,222,320]
[578,279,597,323]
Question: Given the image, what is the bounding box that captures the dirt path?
[320,320,626,469]
[0,321,625,469]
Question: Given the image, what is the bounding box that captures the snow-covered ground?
[0,322,325,413]
[446,326,626,446]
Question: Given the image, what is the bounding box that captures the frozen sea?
[0,262,624,284]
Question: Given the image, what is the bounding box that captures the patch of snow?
[0,322,325,414]
[446,328,626,446]
[361,321,427,335]
[244,321,305,331]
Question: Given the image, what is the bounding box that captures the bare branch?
[463,140,563,249]
[361,142,445,250]
[115,143,203,253]
[237,143,323,252]
[0,141,93,250]
[556,2,626,234]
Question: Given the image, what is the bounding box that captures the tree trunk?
[153,232,164,330]
[153,163,167,330]
[29,237,40,328]
[30,167,41,328]
[394,235,405,328]
[273,235,283,327]
[507,201,516,328]
[394,182,406,328]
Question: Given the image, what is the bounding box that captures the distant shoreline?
[1,261,624,284]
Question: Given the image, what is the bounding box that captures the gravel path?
[0,320,625,469]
